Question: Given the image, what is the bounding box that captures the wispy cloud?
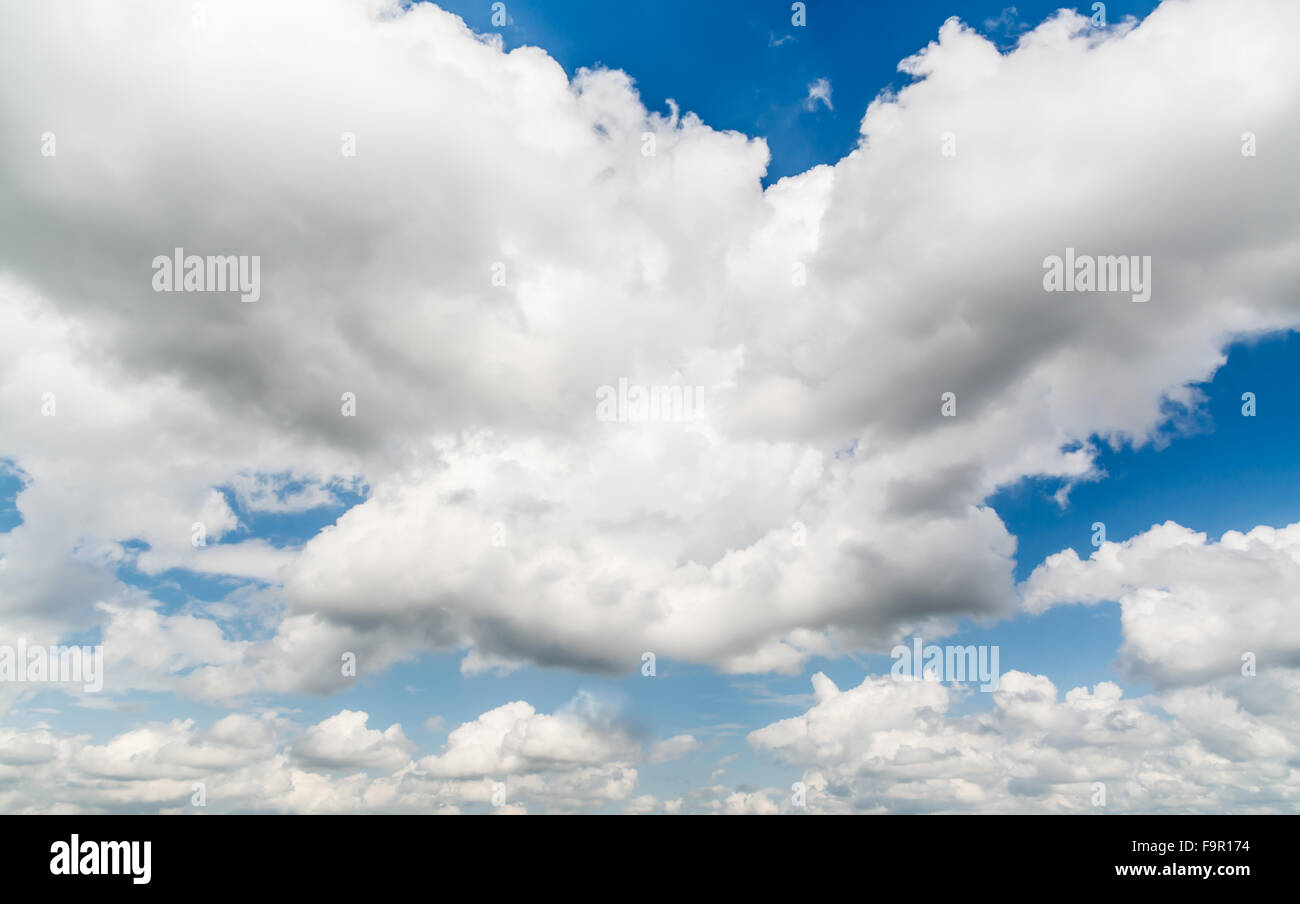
[803,77,832,111]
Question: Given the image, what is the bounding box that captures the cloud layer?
[0,0,1297,812]
[2,0,1296,694]
[747,667,1300,814]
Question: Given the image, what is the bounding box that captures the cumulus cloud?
[747,669,1300,813]
[719,789,782,814]
[418,691,639,778]
[0,694,668,813]
[0,0,1294,712]
[291,709,414,771]
[1021,520,1300,687]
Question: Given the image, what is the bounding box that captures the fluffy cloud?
[0,694,656,814]
[417,691,640,778]
[291,709,414,771]
[0,0,1296,696]
[747,669,1300,813]
[1021,521,1300,686]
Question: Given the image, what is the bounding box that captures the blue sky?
[2,0,1297,814]
[438,0,1159,183]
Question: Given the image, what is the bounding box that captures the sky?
[438,0,1159,184]
[0,0,1297,814]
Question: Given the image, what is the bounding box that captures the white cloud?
[747,669,1300,813]
[417,692,639,779]
[803,77,833,111]
[1021,520,1300,686]
[291,710,414,771]
[648,733,700,763]
[720,789,781,814]
[0,0,1294,703]
[0,696,667,813]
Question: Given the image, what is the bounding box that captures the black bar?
[0,814,1284,891]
